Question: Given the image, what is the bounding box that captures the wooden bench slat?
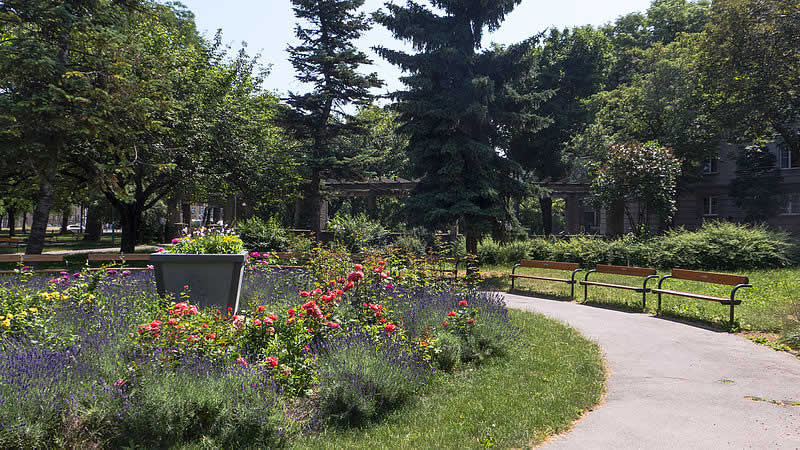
[596,264,656,277]
[88,253,151,262]
[22,255,63,263]
[651,288,740,305]
[518,260,579,271]
[510,274,573,283]
[88,267,152,271]
[671,268,748,286]
[0,255,23,263]
[580,280,645,291]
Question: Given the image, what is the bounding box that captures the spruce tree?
[282,0,383,234]
[374,0,545,253]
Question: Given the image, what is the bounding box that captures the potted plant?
[151,233,248,312]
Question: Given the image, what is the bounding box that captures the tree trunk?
[212,206,220,224]
[22,213,27,233]
[540,197,553,236]
[165,196,181,240]
[119,205,139,253]
[309,169,323,236]
[181,202,192,236]
[83,200,104,241]
[7,206,15,237]
[60,210,69,233]
[26,165,57,254]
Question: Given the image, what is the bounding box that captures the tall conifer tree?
[374,0,545,253]
[282,0,383,234]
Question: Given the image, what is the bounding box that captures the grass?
[293,309,606,449]
[480,264,799,332]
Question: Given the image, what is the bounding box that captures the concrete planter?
[150,252,247,313]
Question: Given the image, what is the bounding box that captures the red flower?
[467,318,475,325]
[458,300,468,307]
[254,319,262,326]
[326,321,340,328]
[267,357,278,367]
[187,335,200,342]
[380,318,387,323]
[168,318,177,325]
[343,281,355,292]
[257,305,265,312]
[443,321,449,327]
[384,324,397,333]
[447,311,456,317]
[353,264,363,271]
[149,320,162,329]
[288,309,295,317]
[380,272,389,279]
[236,357,248,367]
[299,290,310,297]
[205,333,217,340]
[369,304,380,312]
[268,314,277,321]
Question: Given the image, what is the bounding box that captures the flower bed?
[0,252,519,448]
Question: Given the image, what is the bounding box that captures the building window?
[583,209,600,229]
[779,143,800,169]
[703,196,718,216]
[782,194,800,215]
[702,157,718,174]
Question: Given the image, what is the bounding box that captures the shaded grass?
[293,309,605,449]
[482,265,798,332]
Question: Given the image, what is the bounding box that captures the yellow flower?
[1,319,10,328]
[6,314,13,320]
[28,308,38,314]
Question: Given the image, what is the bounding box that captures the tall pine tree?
[374,0,546,253]
[282,0,383,234]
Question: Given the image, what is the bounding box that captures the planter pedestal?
[150,252,247,312]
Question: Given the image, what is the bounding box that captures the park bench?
[0,237,25,248]
[0,254,66,274]
[87,253,152,271]
[580,264,659,309]
[510,260,583,298]
[652,268,752,325]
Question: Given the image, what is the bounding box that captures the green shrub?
[651,222,794,270]
[167,233,246,255]
[431,331,461,372]
[487,222,795,270]
[328,213,391,253]
[315,332,431,425]
[237,216,292,252]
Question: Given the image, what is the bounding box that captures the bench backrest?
[0,254,63,263]
[0,237,22,242]
[596,264,656,277]
[671,268,748,286]
[88,253,151,262]
[519,260,579,271]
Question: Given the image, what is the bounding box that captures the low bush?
[314,330,432,425]
[237,216,292,252]
[328,213,391,253]
[483,221,796,270]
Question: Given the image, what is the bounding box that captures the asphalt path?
[502,292,800,449]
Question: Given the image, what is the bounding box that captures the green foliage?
[477,238,530,265]
[494,222,795,271]
[167,234,245,255]
[430,331,462,372]
[590,142,681,234]
[374,1,547,251]
[328,213,390,253]
[729,145,783,222]
[653,222,794,271]
[238,216,292,252]
[698,0,800,156]
[110,366,285,448]
[280,0,383,233]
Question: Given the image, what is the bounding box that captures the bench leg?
[642,291,647,310]
[570,281,574,299]
[657,292,661,315]
[730,303,735,327]
[583,283,588,302]
[511,276,515,291]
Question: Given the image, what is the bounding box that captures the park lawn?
[480,264,799,332]
[293,309,605,449]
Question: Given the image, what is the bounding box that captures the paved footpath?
[502,293,800,449]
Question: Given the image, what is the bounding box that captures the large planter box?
[150,252,247,312]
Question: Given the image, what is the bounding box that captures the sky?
[179,0,654,97]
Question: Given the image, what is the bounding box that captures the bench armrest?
[731,284,751,302]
